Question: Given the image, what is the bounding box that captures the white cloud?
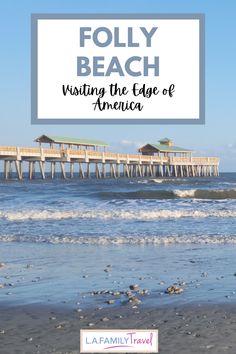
[227,143,234,148]
[120,139,133,146]
[120,139,145,149]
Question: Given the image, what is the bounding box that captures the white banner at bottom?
[80,329,159,353]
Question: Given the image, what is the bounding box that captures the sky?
[0,0,235,171]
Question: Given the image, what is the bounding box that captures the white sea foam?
[149,178,189,184]
[149,179,165,184]
[0,234,236,245]
[174,189,196,198]
[0,208,236,221]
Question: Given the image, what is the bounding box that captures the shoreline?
[1,242,236,309]
[1,302,236,353]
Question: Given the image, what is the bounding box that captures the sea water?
[0,173,236,307]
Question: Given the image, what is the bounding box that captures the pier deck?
[0,146,219,180]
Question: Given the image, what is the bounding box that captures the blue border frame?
[31,13,205,125]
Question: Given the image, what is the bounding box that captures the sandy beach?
[1,302,236,353]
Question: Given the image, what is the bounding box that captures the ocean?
[0,173,236,307]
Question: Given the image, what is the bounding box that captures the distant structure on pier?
[139,138,192,157]
[0,134,219,180]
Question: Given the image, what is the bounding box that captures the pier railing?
[169,156,219,165]
[0,146,219,165]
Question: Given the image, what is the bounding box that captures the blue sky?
[0,0,235,171]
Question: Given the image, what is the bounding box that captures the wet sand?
[1,241,236,353]
[1,302,236,354]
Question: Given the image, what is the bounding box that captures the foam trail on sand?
[1,234,236,244]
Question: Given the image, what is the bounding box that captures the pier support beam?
[51,162,56,179]
[160,165,163,177]
[87,163,90,178]
[15,161,22,180]
[29,161,33,180]
[102,163,106,178]
[9,161,12,179]
[39,161,45,179]
[125,164,130,178]
[79,163,84,179]
[60,162,66,179]
[138,164,142,177]
[116,164,120,178]
[70,162,74,178]
[174,165,177,177]
[110,164,116,178]
[4,161,9,180]
[95,163,101,179]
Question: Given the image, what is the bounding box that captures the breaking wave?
[98,188,236,200]
[0,208,236,221]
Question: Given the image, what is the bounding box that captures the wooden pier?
[0,146,219,180]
